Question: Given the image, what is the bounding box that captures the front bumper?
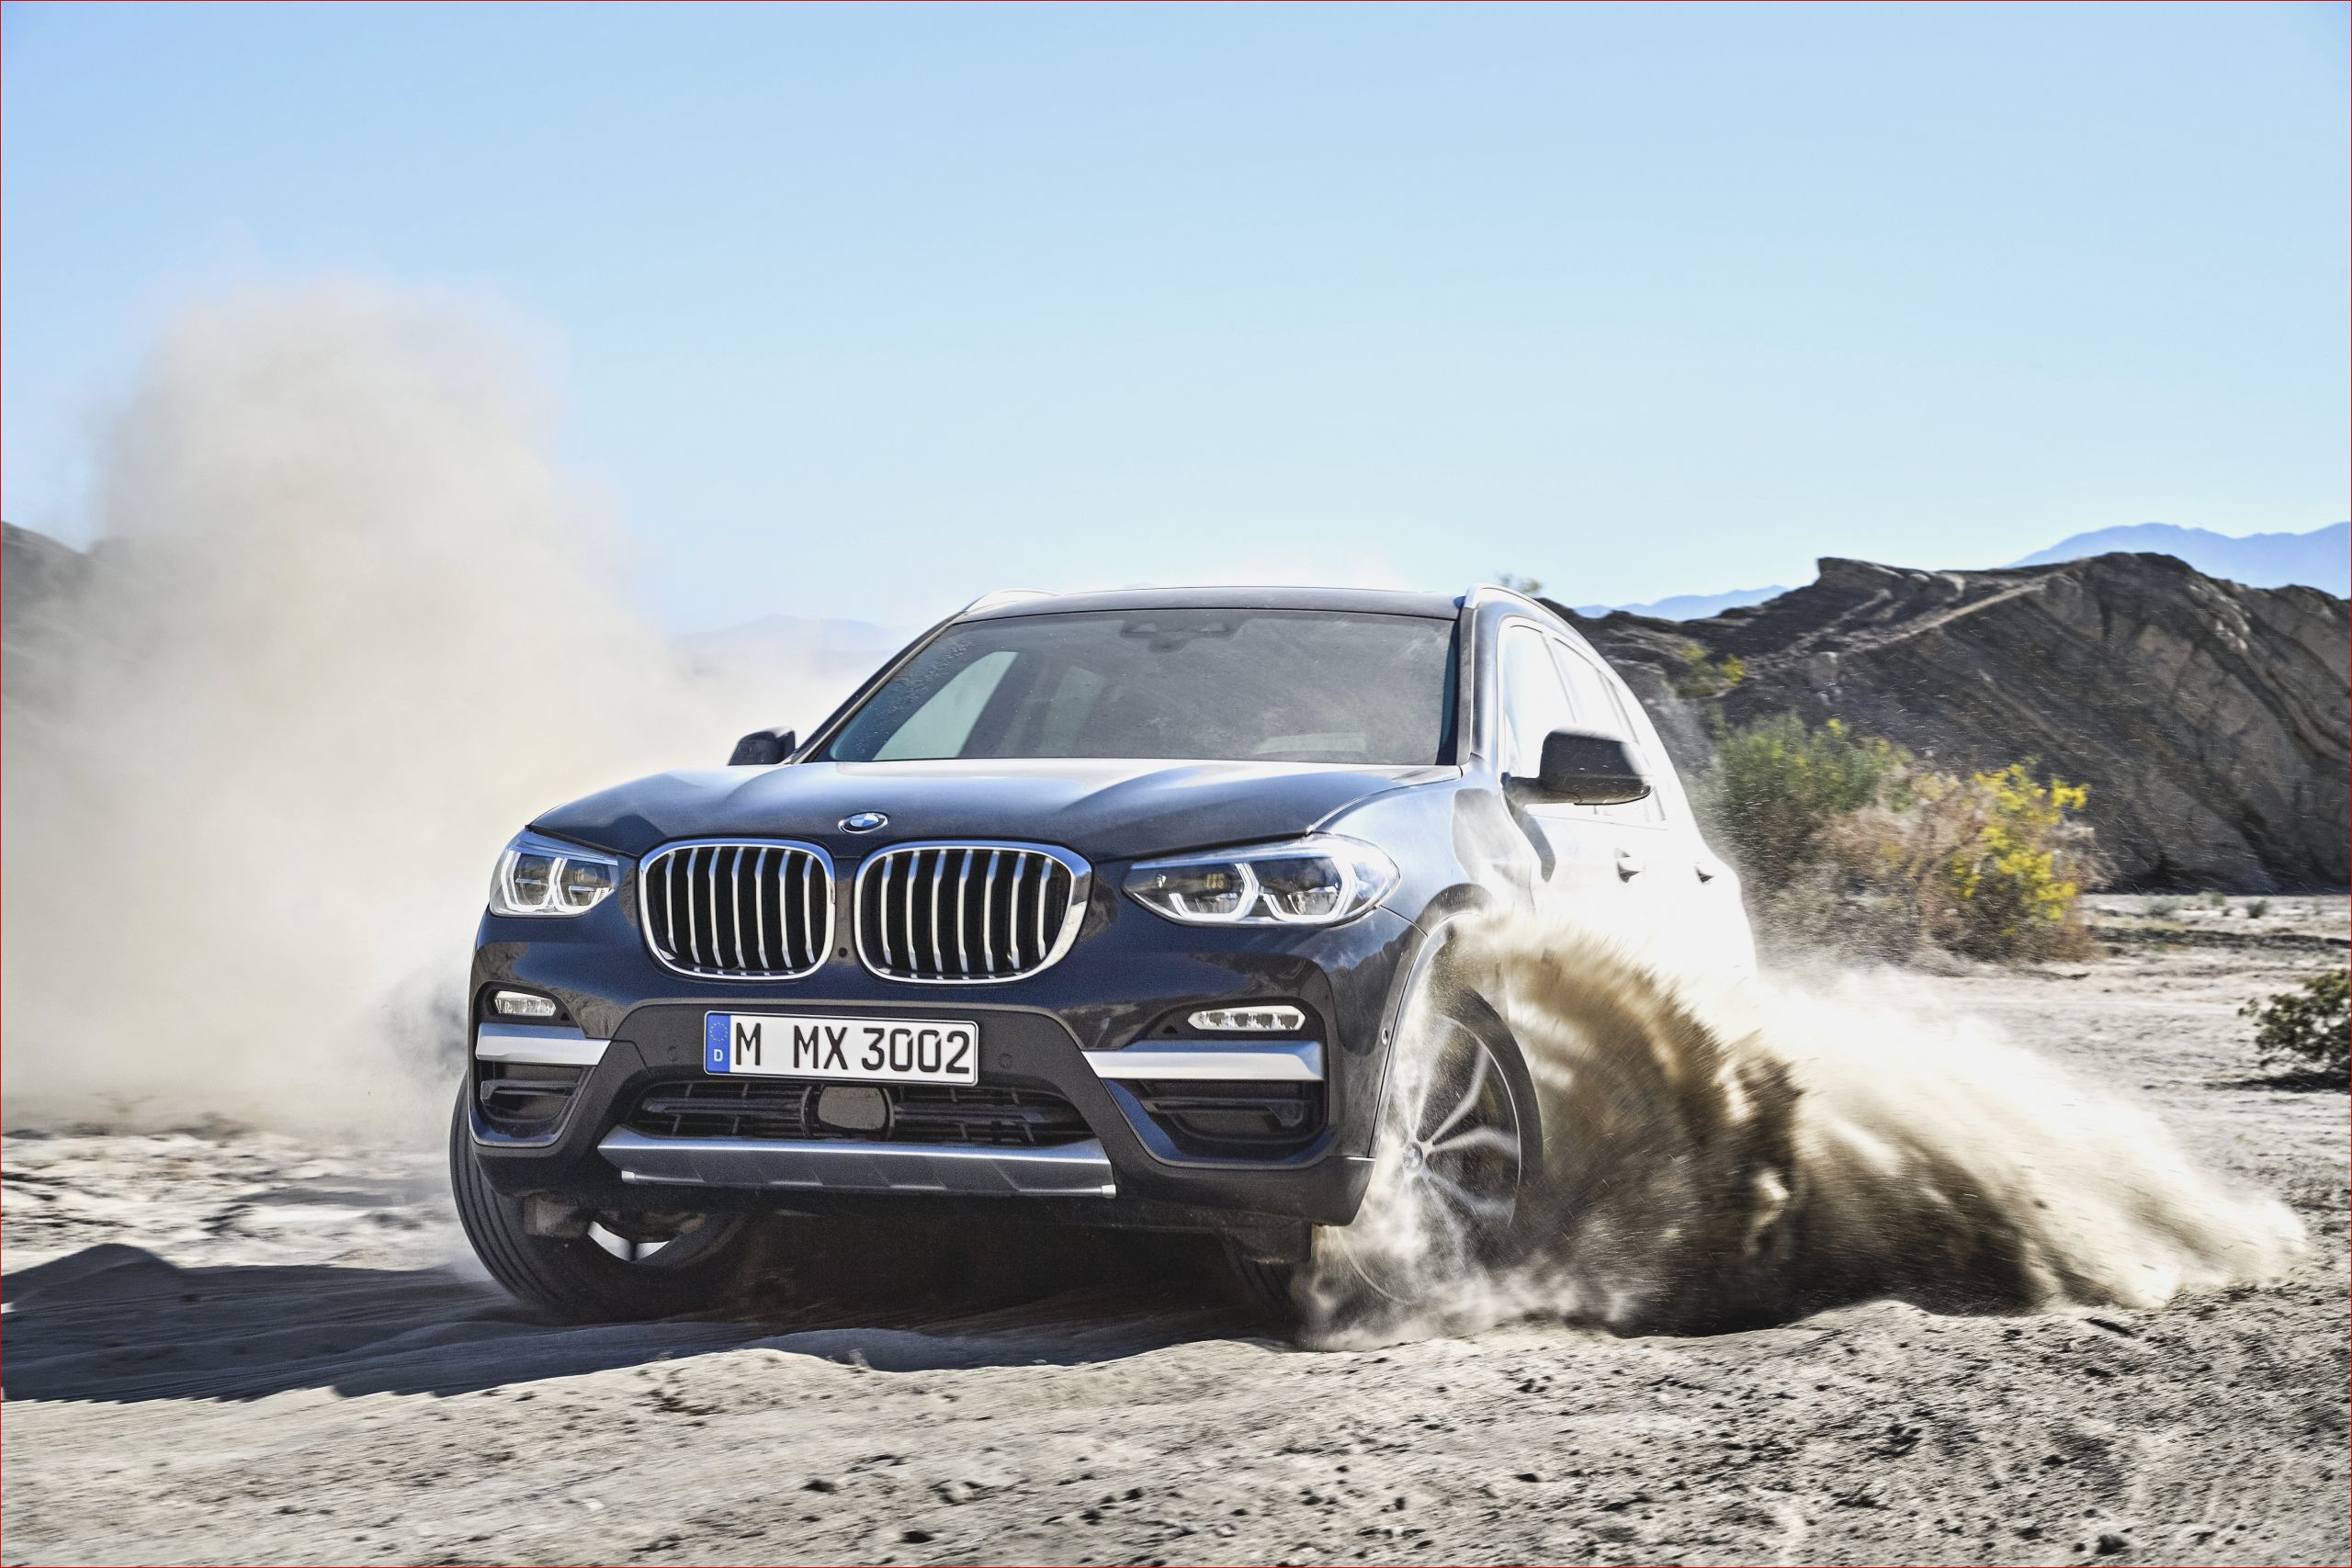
[466,890,1422,1233]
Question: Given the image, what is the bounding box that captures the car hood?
[530,758,1452,863]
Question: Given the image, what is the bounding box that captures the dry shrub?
[1823,762,2104,962]
[1704,715,2103,964]
[2241,969,2350,1085]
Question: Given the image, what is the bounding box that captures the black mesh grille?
[642,841,831,978]
[625,1077,1091,1148]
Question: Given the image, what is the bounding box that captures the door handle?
[1615,848,1645,880]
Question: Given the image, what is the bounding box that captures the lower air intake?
[625,1077,1092,1149]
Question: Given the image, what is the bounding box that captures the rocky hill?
[3,522,97,706]
[1559,553,2351,891]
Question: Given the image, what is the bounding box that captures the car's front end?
[467,807,1436,1256]
[457,591,1476,1296]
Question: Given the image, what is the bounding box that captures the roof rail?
[958,588,1053,615]
[1464,581,1555,615]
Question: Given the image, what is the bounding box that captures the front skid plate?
[598,1128,1117,1198]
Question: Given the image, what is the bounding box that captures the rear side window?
[1551,640,1667,824]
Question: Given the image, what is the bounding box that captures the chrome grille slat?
[705,848,720,968]
[800,854,817,967]
[900,852,917,973]
[982,851,1001,975]
[639,840,833,980]
[928,850,947,976]
[955,850,973,974]
[1039,851,1058,964]
[730,848,748,971]
[854,841,1088,984]
[1006,853,1029,972]
[752,847,769,969]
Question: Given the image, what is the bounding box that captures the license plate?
[703,1012,979,1086]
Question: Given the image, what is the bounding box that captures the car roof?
[958,585,1467,622]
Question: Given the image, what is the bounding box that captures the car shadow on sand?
[2,1225,1264,1404]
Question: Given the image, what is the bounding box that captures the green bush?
[1702,714,1901,888]
[1703,714,2101,964]
[2241,969,2349,1084]
[1668,641,1747,701]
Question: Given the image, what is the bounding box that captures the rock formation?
[1561,554,2350,891]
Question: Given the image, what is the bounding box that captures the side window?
[1551,640,1666,823]
[873,649,1016,760]
[1550,642,1618,736]
[1498,626,1577,781]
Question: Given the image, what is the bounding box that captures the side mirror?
[1534,728,1651,805]
[728,728,797,767]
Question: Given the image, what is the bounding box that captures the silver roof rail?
[959,588,1053,615]
[1464,581,1552,615]
[1465,583,1589,641]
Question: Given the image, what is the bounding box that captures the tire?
[448,1085,759,1322]
[1227,988,1542,1334]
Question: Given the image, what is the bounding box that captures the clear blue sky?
[5,2,2346,629]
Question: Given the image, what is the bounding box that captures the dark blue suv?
[452,585,1753,1319]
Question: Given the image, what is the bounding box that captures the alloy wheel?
[1326,1010,1526,1305]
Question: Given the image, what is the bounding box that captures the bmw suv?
[452,585,1754,1319]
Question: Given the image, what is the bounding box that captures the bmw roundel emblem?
[840,811,888,833]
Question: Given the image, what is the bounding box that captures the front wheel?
[449,1087,759,1321]
[1228,990,1540,1333]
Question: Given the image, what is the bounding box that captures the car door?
[1495,623,1628,914]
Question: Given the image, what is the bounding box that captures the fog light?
[1188,1005,1306,1033]
[492,989,560,1020]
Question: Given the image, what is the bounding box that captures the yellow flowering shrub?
[1706,716,2103,962]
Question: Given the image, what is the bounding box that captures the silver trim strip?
[474,1023,611,1068]
[853,840,1091,985]
[638,838,837,982]
[1081,1042,1325,1082]
[597,1129,1116,1198]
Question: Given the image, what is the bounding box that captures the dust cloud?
[2,284,832,1138]
[1307,908,2306,1341]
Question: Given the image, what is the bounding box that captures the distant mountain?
[2008,522,2347,592]
[1571,523,2346,617]
[1576,584,1788,621]
[679,613,910,682]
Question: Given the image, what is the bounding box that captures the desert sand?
[5,902,2346,1566]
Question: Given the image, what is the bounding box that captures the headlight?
[489,830,619,917]
[1125,836,1398,927]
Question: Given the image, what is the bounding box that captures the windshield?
[822,609,1458,766]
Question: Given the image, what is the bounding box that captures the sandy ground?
[5,900,2346,1566]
